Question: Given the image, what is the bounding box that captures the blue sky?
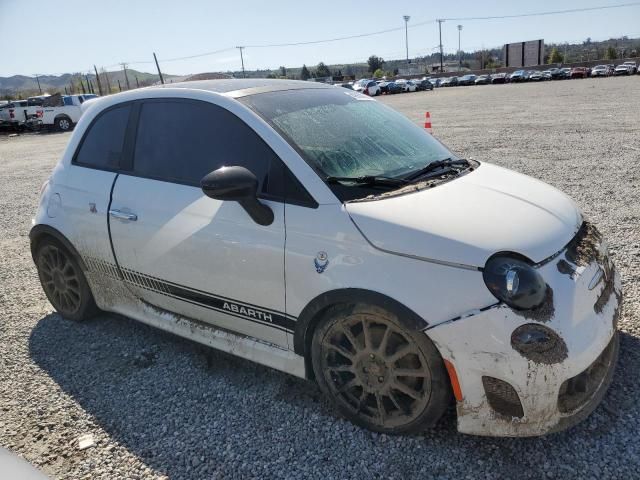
[1,0,638,77]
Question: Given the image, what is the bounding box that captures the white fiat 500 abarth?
[31,80,621,437]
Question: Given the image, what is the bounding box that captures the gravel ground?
[1,76,639,479]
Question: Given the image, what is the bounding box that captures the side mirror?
[200,166,274,226]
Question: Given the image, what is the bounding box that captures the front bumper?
[427,224,622,437]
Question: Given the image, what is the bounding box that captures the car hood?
[346,163,582,268]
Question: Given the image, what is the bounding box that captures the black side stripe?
[85,257,295,333]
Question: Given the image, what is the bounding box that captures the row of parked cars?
[425,61,639,87]
[337,60,639,94]
[0,93,98,131]
[342,78,434,96]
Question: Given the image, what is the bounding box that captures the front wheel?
[35,239,99,321]
[311,304,451,434]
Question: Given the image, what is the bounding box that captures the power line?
[160,47,236,63]
[442,2,640,21]
[244,19,436,48]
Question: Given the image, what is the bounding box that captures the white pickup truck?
[38,93,98,131]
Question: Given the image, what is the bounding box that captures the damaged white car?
[31,80,622,437]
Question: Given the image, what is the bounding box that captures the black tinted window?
[133,100,276,192]
[75,104,131,169]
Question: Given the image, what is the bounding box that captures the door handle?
[109,209,138,221]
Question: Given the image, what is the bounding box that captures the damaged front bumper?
[428,224,622,437]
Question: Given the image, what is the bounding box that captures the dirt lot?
[1,76,639,479]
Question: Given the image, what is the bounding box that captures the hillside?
[0,69,180,98]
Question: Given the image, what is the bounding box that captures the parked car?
[402,80,418,92]
[440,76,458,86]
[416,79,434,91]
[614,63,635,75]
[509,70,527,82]
[528,71,545,81]
[353,79,381,96]
[490,73,507,84]
[458,74,477,86]
[0,100,29,126]
[570,67,589,79]
[621,61,637,74]
[559,68,572,79]
[31,79,622,437]
[386,82,403,94]
[37,93,99,131]
[474,75,491,85]
[376,81,391,94]
[430,78,444,87]
[591,65,609,77]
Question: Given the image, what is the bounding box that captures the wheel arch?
[29,224,87,271]
[54,114,73,127]
[293,288,429,378]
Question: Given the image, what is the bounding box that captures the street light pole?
[236,46,246,78]
[403,15,411,65]
[437,19,445,73]
[457,25,463,71]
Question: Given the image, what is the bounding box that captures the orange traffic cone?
[424,112,432,133]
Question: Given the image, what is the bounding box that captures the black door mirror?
[200,166,274,226]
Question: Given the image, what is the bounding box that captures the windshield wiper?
[325,175,409,187]
[404,158,470,182]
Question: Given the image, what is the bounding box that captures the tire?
[56,116,72,132]
[35,238,99,321]
[311,304,451,434]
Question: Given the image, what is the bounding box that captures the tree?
[316,62,331,78]
[373,68,384,79]
[300,64,311,80]
[279,66,287,77]
[605,46,617,60]
[367,55,385,74]
[548,48,563,64]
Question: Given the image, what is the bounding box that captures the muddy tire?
[35,238,98,321]
[311,304,451,434]
[55,116,72,132]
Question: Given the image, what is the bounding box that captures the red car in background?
[570,67,590,79]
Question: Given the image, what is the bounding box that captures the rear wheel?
[35,239,98,321]
[56,116,72,131]
[311,304,451,434]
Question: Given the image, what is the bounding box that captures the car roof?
[162,79,333,98]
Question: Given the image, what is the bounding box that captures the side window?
[74,104,131,169]
[133,100,278,194]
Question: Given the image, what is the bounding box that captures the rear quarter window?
[73,104,131,169]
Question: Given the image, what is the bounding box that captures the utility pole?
[437,19,445,73]
[121,62,130,90]
[457,25,463,71]
[93,65,103,95]
[153,52,165,84]
[34,74,42,94]
[236,46,246,78]
[403,16,411,65]
[135,76,140,88]
[85,74,93,93]
[103,68,112,94]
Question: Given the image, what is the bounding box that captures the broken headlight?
[483,255,546,310]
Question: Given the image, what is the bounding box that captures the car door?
[62,103,132,286]
[108,98,291,348]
